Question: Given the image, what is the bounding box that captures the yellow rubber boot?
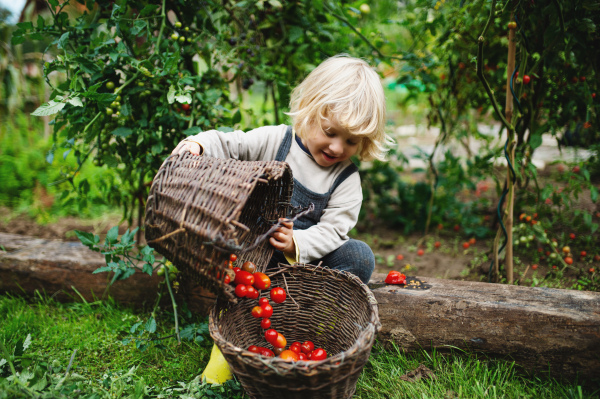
[201,344,233,384]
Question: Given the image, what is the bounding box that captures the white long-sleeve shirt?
[182,124,362,264]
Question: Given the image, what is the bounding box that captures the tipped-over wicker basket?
[209,263,381,399]
[145,152,295,300]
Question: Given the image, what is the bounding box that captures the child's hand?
[269,218,294,255]
[172,140,202,155]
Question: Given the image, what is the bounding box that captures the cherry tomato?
[280,350,299,362]
[265,329,278,345]
[181,103,191,111]
[260,303,273,318]
[230,254,237,262]
[260,348,274,357]
[385,271,406,285]
[233,267,241,274]
[242,261,257,273]
[106,81,115,90]
[462,242,470,249]
[565,257,573,265]
[258,297,270,306]
[253,272,271,290]
[508,21,517,29]
[581,251,587,257]
[224,274,231,284]
[260,318,271,329]
[298,352,308,361]
[273,347,284,356]
[523,75,531,84]
[417,248,424,256]
[251,306,264,318]
[270,287,286,304]
[273,333,287,349]
[301,341,314,354]
[290,342,302,354]
[248,345,260,353]
[234,270,254,286]
[246,285,259,299]
[234,284,247,298]
[311,348,327,361]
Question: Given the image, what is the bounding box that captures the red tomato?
[590,268,595,273]
[233,267,241,274]
[385,271,406,285]
[396,254,404,260]
[230,254,237,262]
[594,255,600,262]
[570,232,576,239]
[523,75,531,84]
[253,272,271,290]
[260,303,273,318]
[581,251,587,257]
[565,257,573,265]
[234,270,254,286]
[531,264,538,270]
[273,333,287,349]
[224,274,231,284]
[181,103,191,111]
[311,348,327,361]
[260,348,274,357]
[258,297,270,306]
[251,306,263,318]
[301,341,314,354]
[469,238,476,245]
[248,345,260,353]
[290,342,302,354]
[298,352,308,361]
[234,284,247,298]
[260,318,271,329]
[417,249,424,256]
[462,242,470,249]
[265,329,278,345]
[270,287,286,303]
[434,241,441,248]
[280,350,299,361]
[246,285,259,299]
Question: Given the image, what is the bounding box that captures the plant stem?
[163,272,181,344]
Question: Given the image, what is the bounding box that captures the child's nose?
[329,138,344,154]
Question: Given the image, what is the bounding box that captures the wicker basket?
[145,152,295,300]
[209,263,381,399]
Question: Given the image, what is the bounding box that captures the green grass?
[1,294,597,398]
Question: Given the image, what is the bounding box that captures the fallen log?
[0,233,217,315]
[1,233,599,380]
[369,272,600,381]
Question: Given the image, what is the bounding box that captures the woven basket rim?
[209,263,381,374]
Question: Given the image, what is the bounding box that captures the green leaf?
[529,134,542,149]
[591,186,598,202]
[144,318,157,333]
[142,264,153,276]
[175,93,193,104]
[232,109,242,124]
[167,85,177,104]
[57,32,70,50]
[106,226,119,244]
[75,230,98,247]
[92,266,114,274]
[112,127,133,137]
[289,26,303,43]
[131,20,148,36]
[183,126,201,136]
[31,101,66,116]
[11,35,26,45]
[67,97,83,107]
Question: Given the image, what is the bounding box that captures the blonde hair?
[287,54,391,162]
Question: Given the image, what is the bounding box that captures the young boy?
[172,54,390,285]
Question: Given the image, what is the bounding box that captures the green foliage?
[13,0,372,225]
[0,111,121,220]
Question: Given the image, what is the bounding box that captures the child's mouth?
[322,152,337,162]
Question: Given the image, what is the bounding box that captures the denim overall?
[267,126,375,284]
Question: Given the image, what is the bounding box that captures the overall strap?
[275,125,294,162]
[329,162,359,194]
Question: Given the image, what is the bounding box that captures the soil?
[0,206,485,282]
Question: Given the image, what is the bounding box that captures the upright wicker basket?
[145,152,294,300]
[209,263,381,399]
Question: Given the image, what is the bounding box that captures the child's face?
[302,118,360,167]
